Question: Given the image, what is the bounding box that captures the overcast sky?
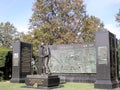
[0,0,120,39]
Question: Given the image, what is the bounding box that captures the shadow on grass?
[21,83,65,90]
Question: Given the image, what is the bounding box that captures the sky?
[0,0,120,39]
[0,0,35,33]
[85,0,120,39]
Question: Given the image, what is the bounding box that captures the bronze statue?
[40,43,51,74]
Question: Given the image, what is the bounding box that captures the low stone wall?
[53,73,96,83]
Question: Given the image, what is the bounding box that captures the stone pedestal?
[95,80,118,89]
[11,42,32,83]
[94,31,119,89]
[25,74,60,88]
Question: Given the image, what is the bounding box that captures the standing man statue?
[40,43,51,74]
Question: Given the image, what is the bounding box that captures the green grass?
[0,81,117,90]
[57,82,94,90]
[0,81,37,90]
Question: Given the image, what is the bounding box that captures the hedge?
[0,47,11,80]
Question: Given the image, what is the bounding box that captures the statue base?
[11,78,25,83]
[25,74,60,88]
[94,79,119,89]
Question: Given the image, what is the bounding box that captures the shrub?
[0,47,11,81]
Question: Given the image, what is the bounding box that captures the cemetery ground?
[0,81,93,90]
[0,81,120,90]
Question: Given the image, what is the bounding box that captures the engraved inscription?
[21,46,31,72]
[110,36,116,79]
[98,46,107,64]
[13,53,19,66]
[28,78,44,85]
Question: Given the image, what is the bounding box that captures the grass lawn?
[57,82,94,90]
[0,81,119,90]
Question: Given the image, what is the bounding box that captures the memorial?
[94,31,119,89]
[48,43,96,82]
[24,31,119,89]
[49,43,96,73]
[11,41,32,83]
[25,43,60,88]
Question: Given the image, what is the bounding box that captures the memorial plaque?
[98,46,107,64]
[13,53,19,66]
[109,34,116,79]
[21,47,31,72]
[49,43,96,73]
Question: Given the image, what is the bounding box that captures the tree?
[30,0,85,29]
[118,40,120,71]
[23,0,104,54]
[81,16,104,42]
[116,9,120,24]
[0,46,11,80]
[28,0,85,43]
[0,22,21,47]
